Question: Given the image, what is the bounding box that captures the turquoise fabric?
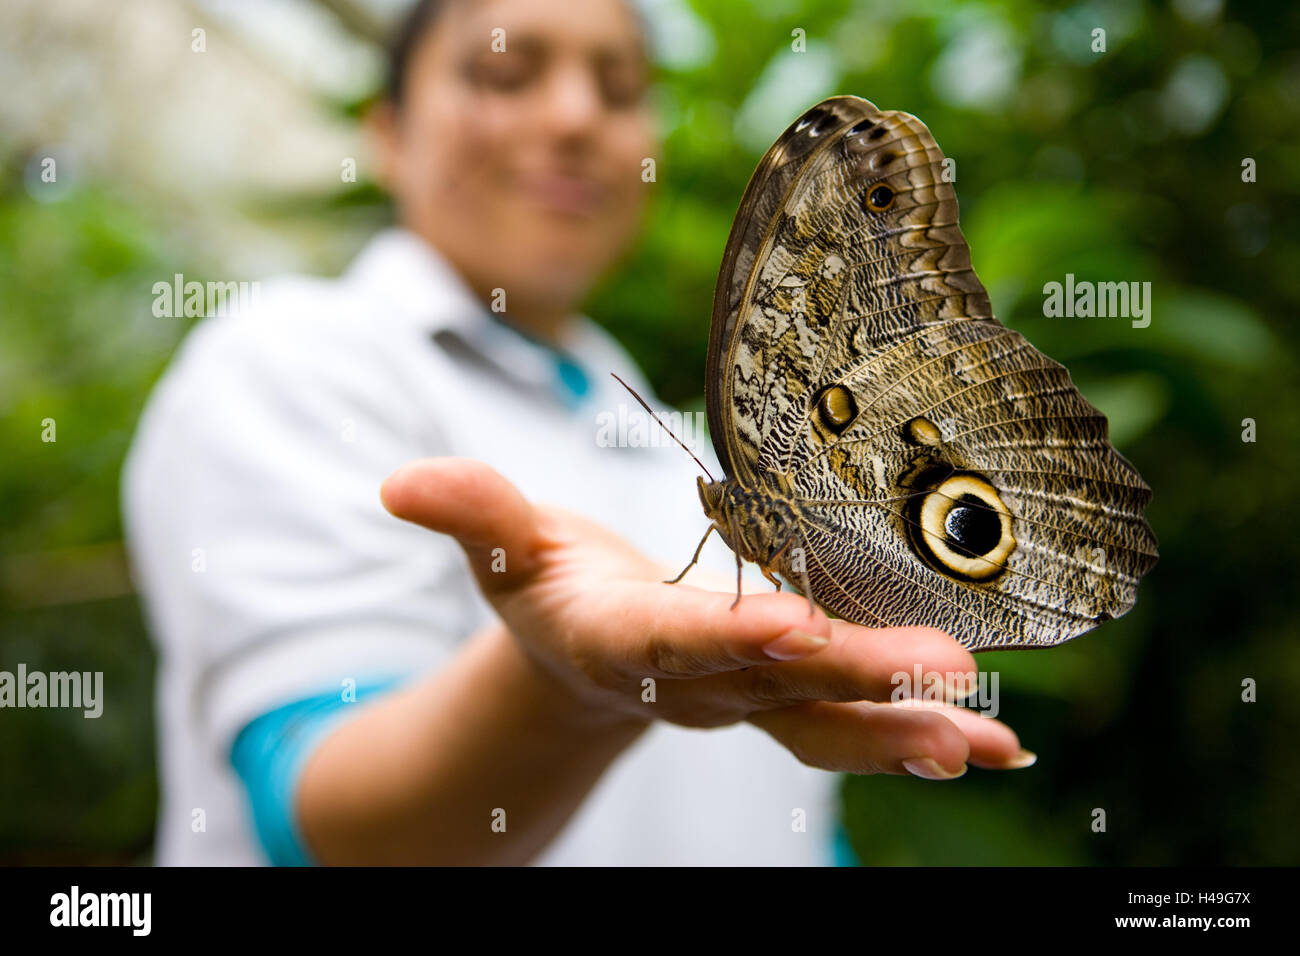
[483,310,591,407]
[229,675,406,866]
[830,819,861,866]
[553,353,591,405]
[231,670,855,867]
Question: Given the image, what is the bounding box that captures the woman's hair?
[386,0,446,106]
[384,0,651,109]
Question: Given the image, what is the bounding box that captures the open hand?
[380,457,1035,779]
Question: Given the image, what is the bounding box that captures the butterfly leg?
[769,534,815,616]
[763,536,798,595]
[730,547,743,610]
[664,524,715,585]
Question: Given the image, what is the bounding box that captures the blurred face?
[370,0,656,328]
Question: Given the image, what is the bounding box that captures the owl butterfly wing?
[707,97,898,485]
[714,95,1157,649]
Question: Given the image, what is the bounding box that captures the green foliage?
[0,187,190,861]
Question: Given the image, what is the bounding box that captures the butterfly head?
[695,474,726,519]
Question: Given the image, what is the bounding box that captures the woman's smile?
[517,169,609,217]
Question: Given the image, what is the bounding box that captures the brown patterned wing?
[706,97,907,485]
[710,95,1158,649]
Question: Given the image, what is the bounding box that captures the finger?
[590,583,837,679]
[892,699,1035,770]
[716,621,978,708]
[746,699,971,778]
[380,457,542,591]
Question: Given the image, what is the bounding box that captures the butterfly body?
[693,95,1158,651]
[697,476,806,597]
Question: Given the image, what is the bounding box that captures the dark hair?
[384,0,651,108]
[386,0,446,106]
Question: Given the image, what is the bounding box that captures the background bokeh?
[2,0,1297,864]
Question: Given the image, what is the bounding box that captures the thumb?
[380,457,541,591]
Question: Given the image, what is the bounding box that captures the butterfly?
[658,95,1158,651]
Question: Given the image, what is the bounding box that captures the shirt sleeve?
[122,285,494,761]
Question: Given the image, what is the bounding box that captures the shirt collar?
[346,226,591,403]
[344,226,488,337]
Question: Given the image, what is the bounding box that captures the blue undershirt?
[485,310,591,409]
[230,673,859,867]
[229,675,406,866]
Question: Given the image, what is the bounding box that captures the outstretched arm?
[294,457,1031,865]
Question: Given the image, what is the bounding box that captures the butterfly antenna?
[609,373,716,482]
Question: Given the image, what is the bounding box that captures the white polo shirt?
[122,226,838,866]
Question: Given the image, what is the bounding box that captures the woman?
[122,0,1033,866]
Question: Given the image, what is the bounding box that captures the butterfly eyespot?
[865,185,895,212]
[903,417,943,447]
[868,126,888,141]
[813,384,858,434]
[876,151,899,167]
[944,496,1002,556]
[907,474,1014,581]
[847,119,875,136]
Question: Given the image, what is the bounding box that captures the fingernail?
[762,630,830,661]
[902,757,967,780]
[1000,748,1037,770]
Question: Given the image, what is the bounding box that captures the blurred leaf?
[1072,370,1171,447]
